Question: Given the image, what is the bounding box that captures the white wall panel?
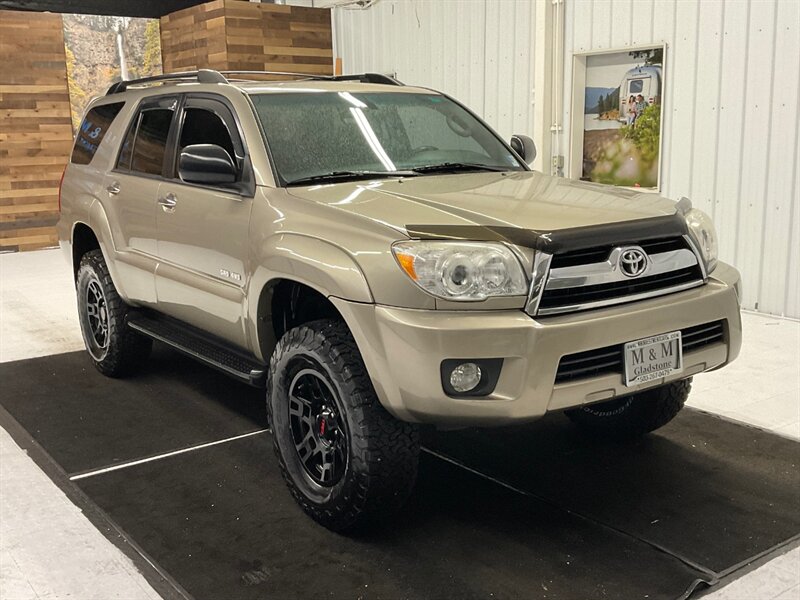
[562,0,800,317]
[759,0,800,315]
[333,0,800,317]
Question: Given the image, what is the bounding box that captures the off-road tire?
[75,249,151,377]
[267,318,420,531]
[566,379,691,440]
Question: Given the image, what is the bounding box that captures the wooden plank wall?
[0,11,72,252]
[160,0,332,76]
[160,0,228,72]
[223,1,332,75]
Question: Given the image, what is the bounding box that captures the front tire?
[76,250,151,377]
[565,379,690,440]
[267,319,419,531]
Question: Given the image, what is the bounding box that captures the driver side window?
[175,104,239,185]
[179,108,236,161]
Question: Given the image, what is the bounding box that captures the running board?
[127,313,267,388]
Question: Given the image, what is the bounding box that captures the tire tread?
[76,250,151,377]
[566,379,691,440]
[267,319,419,531]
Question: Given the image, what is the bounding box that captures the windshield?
[249,91,525,185]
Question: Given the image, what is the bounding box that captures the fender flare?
[246,233,374,359]
[71,202,131,301]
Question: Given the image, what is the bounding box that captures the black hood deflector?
[406,213,688,254]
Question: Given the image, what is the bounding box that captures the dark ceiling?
[0,0,215,18]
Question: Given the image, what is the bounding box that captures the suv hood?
[287,171,681,248]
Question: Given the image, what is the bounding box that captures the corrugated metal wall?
[562,0,800,318]
[334,0,800,318]
[334,0,537,140]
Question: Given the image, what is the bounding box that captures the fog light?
[449,362,482,393]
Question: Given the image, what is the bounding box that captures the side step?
[127,313,267,387]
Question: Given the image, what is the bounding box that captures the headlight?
[684,208,718,273]
[392,241,528,301]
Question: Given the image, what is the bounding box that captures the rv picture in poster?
[582,47,664,189]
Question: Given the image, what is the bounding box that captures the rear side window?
[71,102,124,165]
[117,113,138,171]
[131,109,173,176]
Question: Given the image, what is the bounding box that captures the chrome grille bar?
[545,248,699,290]
[527,235,707,317]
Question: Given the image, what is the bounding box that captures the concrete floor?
[0,248,798,599]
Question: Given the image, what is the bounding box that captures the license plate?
[624,331,682,386]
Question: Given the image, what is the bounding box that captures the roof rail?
[105,69,227,95]
[326,73,403,86]
[220,70,331,80]
[105,69,404,95]
[221,71,403,86]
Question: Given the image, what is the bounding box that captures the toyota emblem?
[618,247,649,278]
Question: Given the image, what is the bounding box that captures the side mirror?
[510,134,536,165]
[179,144,237,185]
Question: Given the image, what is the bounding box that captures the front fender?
[246,233,374,358]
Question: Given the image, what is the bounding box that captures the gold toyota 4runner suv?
[58,70,742,531]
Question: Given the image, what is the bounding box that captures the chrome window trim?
[524,251,552,315]
[536,279,706,316]
[545,248,699,290]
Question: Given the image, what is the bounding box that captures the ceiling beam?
[0,0,211,18]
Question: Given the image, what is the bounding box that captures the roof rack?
[105,69,403,95]
[326,73,404,86]
[105,69,227,95]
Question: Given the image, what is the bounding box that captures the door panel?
[102,172,159,303]
[154,181,252,346]
[103,98,178,304]
[105,172,158,257]
[154,96,253,348]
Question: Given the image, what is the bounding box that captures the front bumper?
[333,261,742,426]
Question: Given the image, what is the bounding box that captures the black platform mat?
[0,346,265,475]
[1,349,798,600]
[423,412,800,575]
[77,437,705,600]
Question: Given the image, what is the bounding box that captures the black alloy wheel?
[288,367,348,487]
[268,318,420,531]
[83,275,110,360]
[75,250,152,377]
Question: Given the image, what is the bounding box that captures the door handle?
[106,181,120,195]
[158,193,177,212]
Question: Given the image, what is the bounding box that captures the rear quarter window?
[71,102,125,165]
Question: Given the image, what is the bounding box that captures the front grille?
[538,266,702,311]
[536,236,705,315]
[550,237,688,269]
[554,320,725,384]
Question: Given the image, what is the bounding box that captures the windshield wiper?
[286,170,416,186]
[411,162,509,174]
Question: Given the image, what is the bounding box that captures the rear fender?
[71,202,131,301]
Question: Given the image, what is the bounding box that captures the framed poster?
[62,15,162,132]
[571,45,665,190]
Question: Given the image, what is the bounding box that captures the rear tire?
[267,318,419,531]
[565,379,690,440]
[76,250,151,377]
